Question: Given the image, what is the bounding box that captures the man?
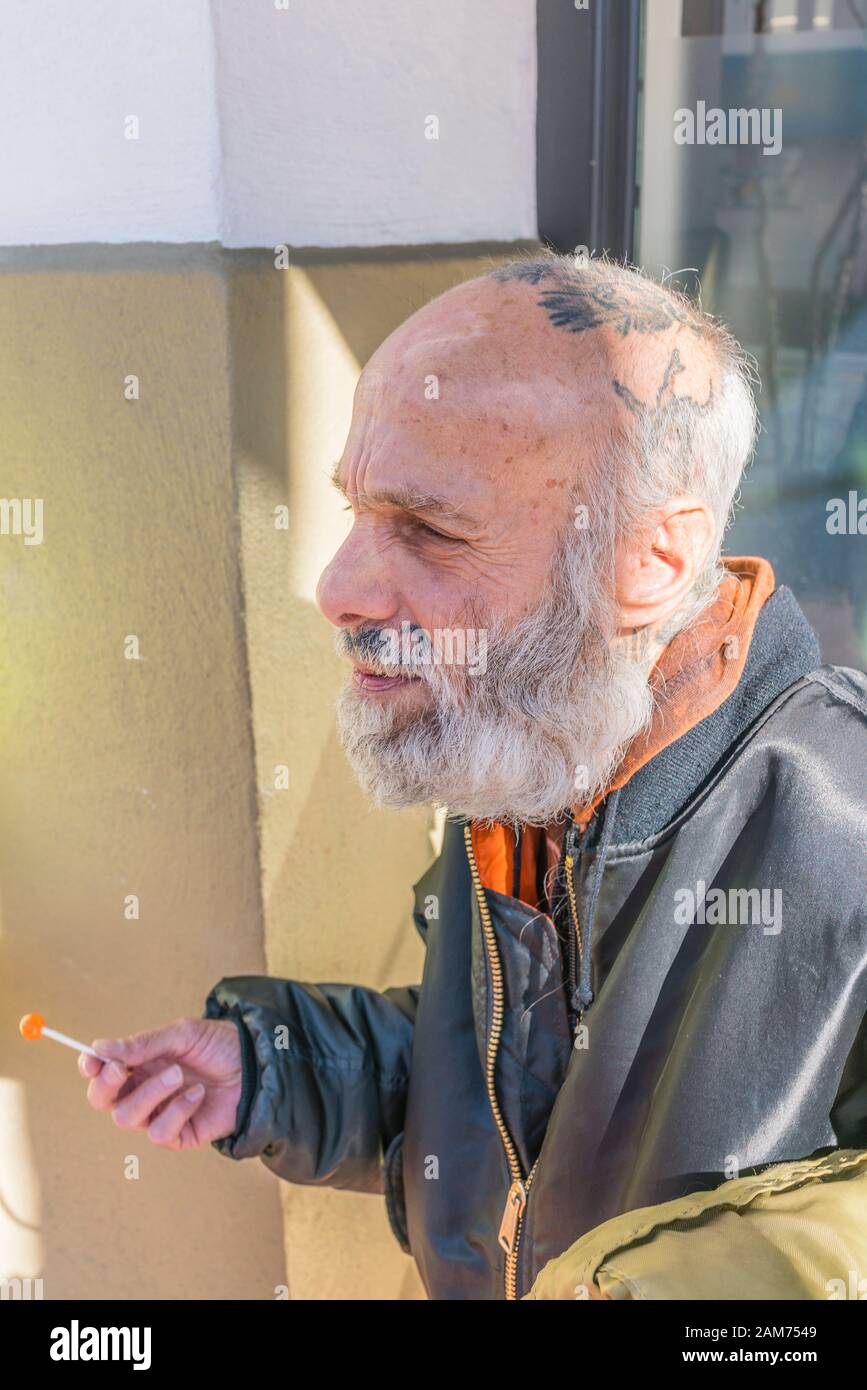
[82,252,867,1301]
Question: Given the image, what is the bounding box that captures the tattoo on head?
[612,348,713,435]
[491,261,698,337]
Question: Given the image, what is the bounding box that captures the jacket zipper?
[562,819,587,1036]
[464,820,588,1299]
[464,822,542,1300]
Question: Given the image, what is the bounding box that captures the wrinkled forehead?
[365,276,617,409]
[345,278,616,497]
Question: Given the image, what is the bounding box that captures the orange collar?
[471,556,776,902]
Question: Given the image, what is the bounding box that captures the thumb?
[92,1021,193,1067]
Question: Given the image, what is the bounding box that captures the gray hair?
[486,249,761,631]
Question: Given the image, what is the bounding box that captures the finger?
[78,1052,102,1079]
[147,1084,206,1147]
[86,1059,130,1111]
[111,1064,186,1130]
[92,1019,194,1068]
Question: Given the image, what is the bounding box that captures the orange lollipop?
[19,1012,108,1060]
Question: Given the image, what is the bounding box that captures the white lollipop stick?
[42,1027,109,1060]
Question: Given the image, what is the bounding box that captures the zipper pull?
[497,1178,527,1254]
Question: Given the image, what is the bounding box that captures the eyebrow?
[329,461,482,529]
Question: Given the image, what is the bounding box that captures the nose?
[315,524,399,631]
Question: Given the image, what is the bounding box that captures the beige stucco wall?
[0,248,286,1297]
[0,241,533,1300]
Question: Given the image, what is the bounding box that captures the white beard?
[333,526,656,828]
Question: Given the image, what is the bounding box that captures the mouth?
[351,665,423,693]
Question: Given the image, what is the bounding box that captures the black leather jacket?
[204,587,867,1299]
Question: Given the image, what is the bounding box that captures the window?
[636,0,867,665]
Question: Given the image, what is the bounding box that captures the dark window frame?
[536,0,641,260]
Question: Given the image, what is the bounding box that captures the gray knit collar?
[582,586,822,850]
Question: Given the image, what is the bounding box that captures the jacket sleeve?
[523,1147,867,1300]
[203,975,418,1195]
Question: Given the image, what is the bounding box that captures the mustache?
[337,618,494,682]
[337,623,432,677]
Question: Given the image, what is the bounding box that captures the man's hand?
[80,1018,243,1151]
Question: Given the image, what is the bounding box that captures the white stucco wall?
[0,0,537,248]
[0,0,222,245]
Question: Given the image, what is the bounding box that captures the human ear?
[614,496,716,630]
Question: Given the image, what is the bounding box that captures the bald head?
[366,255,750,530]
[319,248,755,672]
[483,254,756,547]
[317,252,760,823]
[374,254,722,428]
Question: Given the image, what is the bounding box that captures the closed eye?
[341,501,456,542]
[408,518,452,540]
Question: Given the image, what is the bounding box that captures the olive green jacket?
[524,1148,867,1300]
